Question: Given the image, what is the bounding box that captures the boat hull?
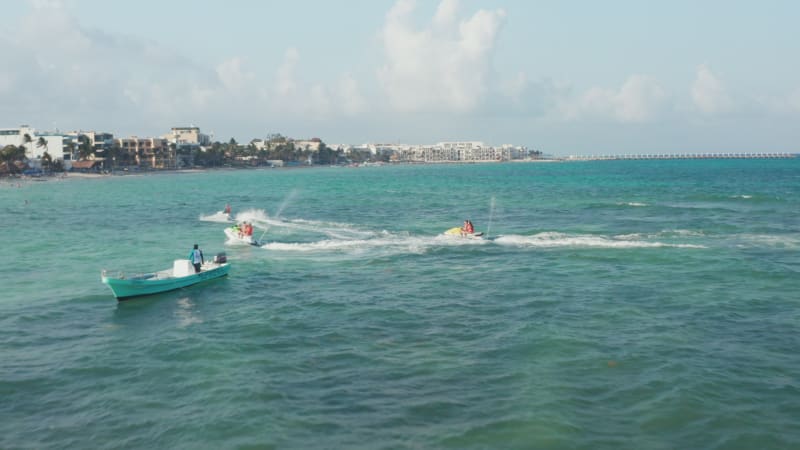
[102,263,230,300]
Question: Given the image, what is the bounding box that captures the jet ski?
[443,227,484,239]
[224,226,261,246]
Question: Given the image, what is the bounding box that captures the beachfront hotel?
[0,126,133,171]
[0,125,71,165]
[162,127,211,147]
[1,125,209,171]
[348,141,532,162]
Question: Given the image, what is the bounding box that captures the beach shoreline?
[2,159,563,183]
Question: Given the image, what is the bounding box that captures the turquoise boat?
[101,257,230,300]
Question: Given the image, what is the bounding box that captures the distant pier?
[565,152,797,161]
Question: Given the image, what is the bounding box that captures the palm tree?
[225,138,238,162]
[21,133,33,160]
[168,142,178,168]
[51,158,65,173]
[1,145,28,175]
[106,143,122,171]
[41,151,53,173]
[77,135,93,160]
[36,137,48,170]
[1,145,14,173]
[36,137,48,152]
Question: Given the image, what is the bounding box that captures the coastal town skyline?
[3,122,791,178]
[1,123,543,173]
[2,1,799,155]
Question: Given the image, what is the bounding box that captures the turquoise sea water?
[1,159,799,449]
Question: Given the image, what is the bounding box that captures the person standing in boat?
[224,204,231,215]
[189,244,204,273]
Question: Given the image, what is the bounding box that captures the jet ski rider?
[462,220,474,235]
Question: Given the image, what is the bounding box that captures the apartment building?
[163,127,211,146]
[1,125,69,164]
[115,137,171,169]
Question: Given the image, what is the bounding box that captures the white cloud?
[309,84,332,117]
[29,0,67,10]
[18,4,91,56]
[338,74,367,115]
[189,84,215,110]
[0,49,15,95]
[275,48,300,98]
[14,0,792,150]
[0,2,372,137]
[433,0,459,28]
[271,48,327,117]
[216,57,255,94]
[377,0,506,112]
[558,75,667,123]
[268,48,368,120]
[0,1,223,132]
[691,64,733,114]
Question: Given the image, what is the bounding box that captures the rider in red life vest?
[462,219,474,235]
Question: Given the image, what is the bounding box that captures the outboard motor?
[214,252,227,263]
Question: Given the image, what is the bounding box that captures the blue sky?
[1,0,799,155]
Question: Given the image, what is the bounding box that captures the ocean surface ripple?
[1,159,799,449]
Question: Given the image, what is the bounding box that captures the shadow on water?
[110,294,205,334]
[111,277,229,323]
[112,291,179,323]
[72,294,114,304]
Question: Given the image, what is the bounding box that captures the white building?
[251,139,268,151]
[0,125,36,153]
[163,126,211,146]
[0,125,69,167]
[293,138,322,152]
[65,131,114,154]
[357,140,528,163]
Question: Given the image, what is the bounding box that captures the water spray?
[486,196,496,237]
[258,189,299,244]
